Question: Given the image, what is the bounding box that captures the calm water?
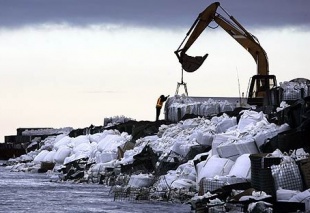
[0,164,191,213]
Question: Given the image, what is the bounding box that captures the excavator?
[172,2,310,154]
[174,2,277,107]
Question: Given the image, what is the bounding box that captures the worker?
[156,94,169,121]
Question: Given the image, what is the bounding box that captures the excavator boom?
[177,2,219,54]
[175,2,219,72]
[175,1,269,76]
[213,15,269,75]
[175,2,277,107]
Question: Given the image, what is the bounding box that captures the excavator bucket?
[180,53,208,73]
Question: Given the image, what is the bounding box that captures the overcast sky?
[0,0,310,140]
[1,0,310,29]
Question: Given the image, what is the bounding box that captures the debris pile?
[3,97,310,212]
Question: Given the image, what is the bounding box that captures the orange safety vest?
[156,97,163,108]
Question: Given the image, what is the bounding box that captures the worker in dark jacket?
[156,95,169,121]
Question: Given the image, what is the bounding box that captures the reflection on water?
[0,165,191,213]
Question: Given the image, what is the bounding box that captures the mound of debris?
[4,97,310,212]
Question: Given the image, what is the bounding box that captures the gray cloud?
[0,0,309,29]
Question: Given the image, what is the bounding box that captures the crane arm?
[175,2,219,55]
[213,14,269,75]
[175,2,269,75]
[175,2,219,72]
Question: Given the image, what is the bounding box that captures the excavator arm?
[174,2,219,72]
[213,14,269,75]
[175,2,277,107]
[175,2,269,75]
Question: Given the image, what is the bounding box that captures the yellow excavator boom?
[175,2,277,107]
[175,2,269,76]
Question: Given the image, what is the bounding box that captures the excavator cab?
[247,75,277,106]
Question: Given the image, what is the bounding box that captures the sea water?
[0,164,191,213]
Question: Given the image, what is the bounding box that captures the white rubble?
[6,108,307,205]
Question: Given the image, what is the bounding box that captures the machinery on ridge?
[174,2,277,107]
